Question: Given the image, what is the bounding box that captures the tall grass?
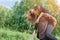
[0,28,38,40]
[0,28,59,40]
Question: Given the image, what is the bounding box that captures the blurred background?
[0,0,60,40]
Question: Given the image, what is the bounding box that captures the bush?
[0,28,38,40]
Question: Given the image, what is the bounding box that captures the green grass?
[56,35,60,40]
[0,28,59,40]
[0,28,38,40]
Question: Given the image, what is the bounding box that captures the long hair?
[34,6,49,13]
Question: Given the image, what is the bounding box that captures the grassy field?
[0,28,59,40]
[0,28,38,40]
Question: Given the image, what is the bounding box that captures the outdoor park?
[0,0,60,40]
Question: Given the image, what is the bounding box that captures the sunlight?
[55,0,60,7]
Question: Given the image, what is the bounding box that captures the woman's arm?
[46,13,57,27]
[35,12,44,24]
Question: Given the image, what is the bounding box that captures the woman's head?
[27,5,49,24]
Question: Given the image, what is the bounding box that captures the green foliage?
[0,28,39,40]
[0,6,10,27]
[0,28,60,40]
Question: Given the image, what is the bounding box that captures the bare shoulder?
[44,13,52,17]
[44,13,57,20]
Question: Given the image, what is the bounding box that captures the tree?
[45,0,59,13]
[0,6,10,27]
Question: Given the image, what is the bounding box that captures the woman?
[34,12,57,40]
[27,6,57,40]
